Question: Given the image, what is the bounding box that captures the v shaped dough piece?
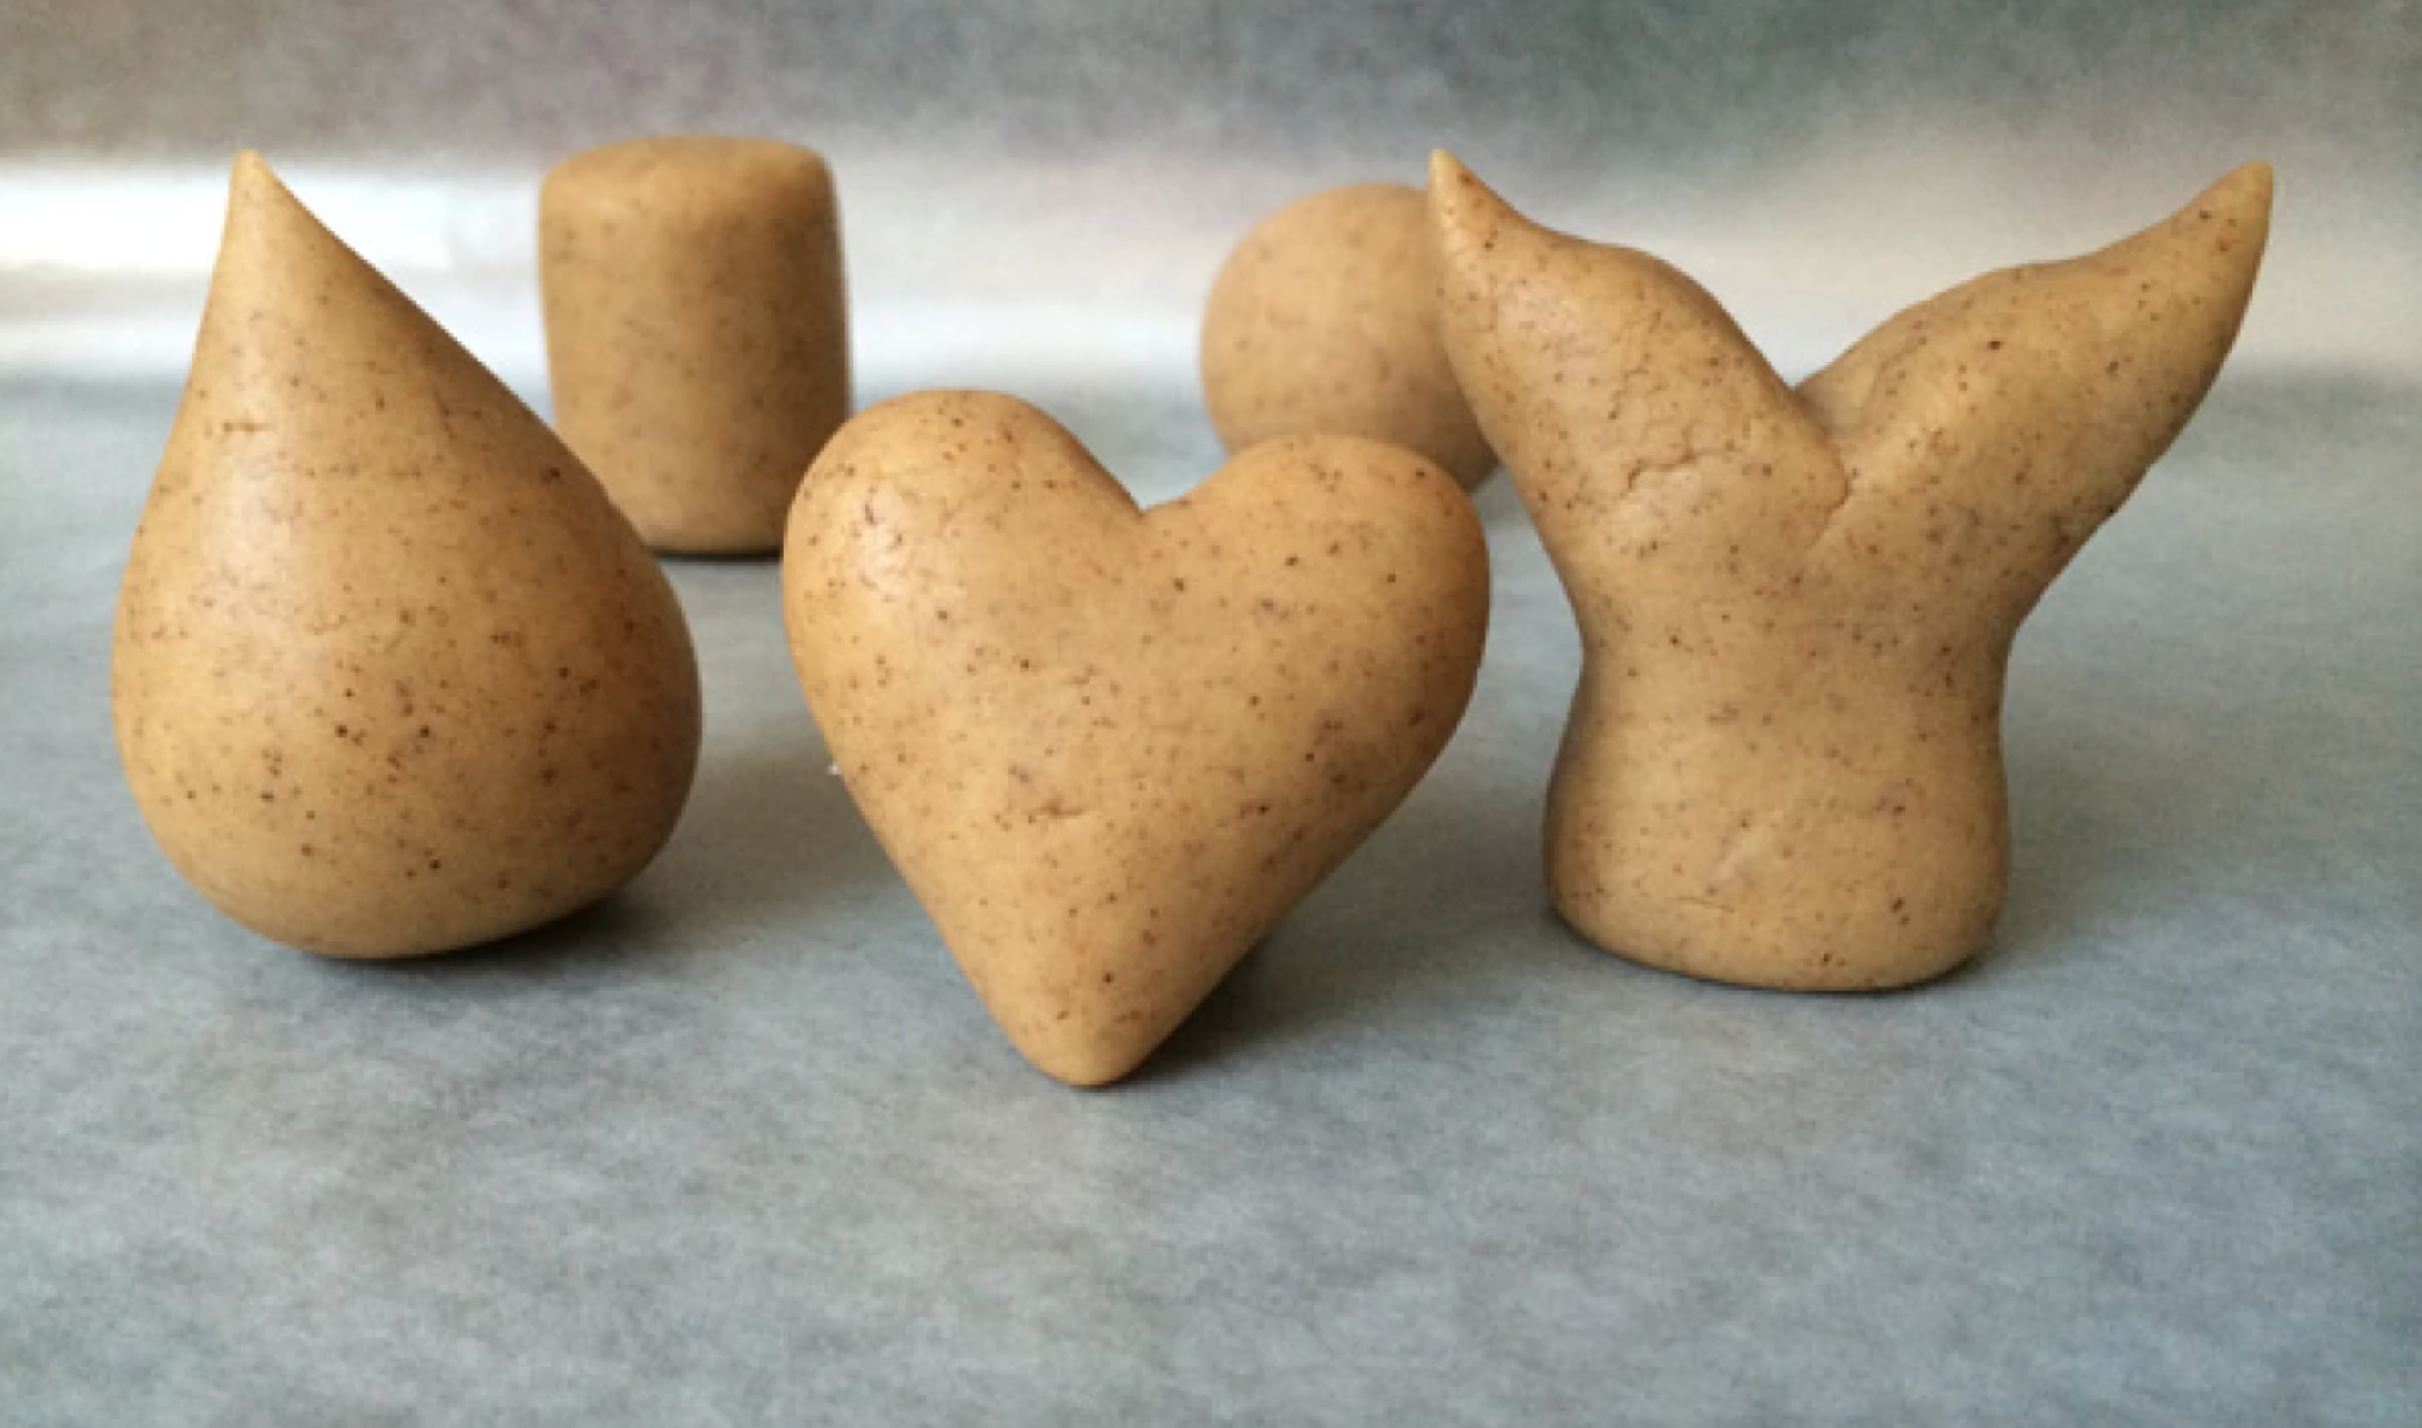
[1432,152,2270,989]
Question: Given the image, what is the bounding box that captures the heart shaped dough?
[783,392,1489,1085]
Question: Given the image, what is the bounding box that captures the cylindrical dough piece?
[542,136,848,554]
[1200,183,1492,489]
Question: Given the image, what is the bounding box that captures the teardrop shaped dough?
[113,153,702,957]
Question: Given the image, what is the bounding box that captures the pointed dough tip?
[223,149,311,239]
[1426,150,1522,252]
[229,149,278,192]
[2163,161,2275,261]
[2211,160,2276,219]
[2191,160,2272,206]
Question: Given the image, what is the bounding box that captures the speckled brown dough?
[783,392,1489,1085]
[113,153,702,958]
[1430,152,2271,990]
[1201,183,1493,489]
[542,136,849,554]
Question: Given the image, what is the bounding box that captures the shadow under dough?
[1990,679,2304,978]
[341,719,900,977]
[638,717,904,947]
[1127,750,1552,1084]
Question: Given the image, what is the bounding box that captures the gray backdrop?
[4,0,2418,383]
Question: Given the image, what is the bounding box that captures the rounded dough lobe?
[1201,183,1492,489]
[542,135,850,554]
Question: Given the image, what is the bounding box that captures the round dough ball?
[1200,183,1493,489]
